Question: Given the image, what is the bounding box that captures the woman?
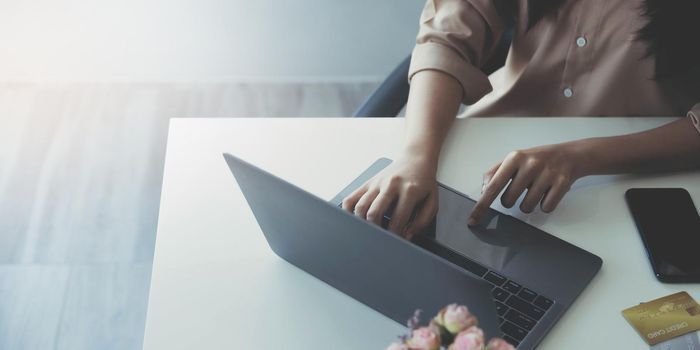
[342,0,700,238]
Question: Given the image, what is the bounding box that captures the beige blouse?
[408,0,700,132]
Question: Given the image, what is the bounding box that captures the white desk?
[144,117,700,349]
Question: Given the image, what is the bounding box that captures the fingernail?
[467,217,477,226]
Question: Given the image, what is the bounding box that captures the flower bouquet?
[386,304,515,350]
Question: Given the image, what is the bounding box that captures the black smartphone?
[625,188,700,283]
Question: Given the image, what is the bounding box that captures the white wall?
[0,0,425,81]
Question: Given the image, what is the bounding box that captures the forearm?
[575,117,700,176]
[402,70,463,167]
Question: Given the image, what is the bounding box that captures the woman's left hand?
[468,142,588,225]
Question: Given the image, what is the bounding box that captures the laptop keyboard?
[338,202,554,348]
[411,235,553,348]
[487,272,553,347]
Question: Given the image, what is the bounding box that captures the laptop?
[224,154,602,349]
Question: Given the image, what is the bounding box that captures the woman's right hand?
[341,154,439,240]
[342,69,462,239]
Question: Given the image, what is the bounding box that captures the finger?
[342,183,369,212]
[482,162,502,192]
[365,186,399,226]
[387,185,422,235]
[469,158,519,226]
[500,168,535,208]
[405,189,438,239]
[541,178,571,213]
[353,187,379,219]
[519,175,551,213]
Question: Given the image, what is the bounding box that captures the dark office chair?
[353,27,514,118]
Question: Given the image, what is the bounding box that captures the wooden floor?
[0,81,378,349]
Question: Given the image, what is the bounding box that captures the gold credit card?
[622,292,700,345]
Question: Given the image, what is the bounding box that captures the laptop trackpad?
[430,185,524,271]
[419,185,595,304]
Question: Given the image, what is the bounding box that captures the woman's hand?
[344,70,461,238]
[468,142,587,225]
[342,154,439,239]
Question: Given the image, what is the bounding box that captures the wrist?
[400,142,440,170]
[566,138,602,178]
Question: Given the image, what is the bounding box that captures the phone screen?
[626,188,700,283]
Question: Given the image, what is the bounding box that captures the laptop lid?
[224,153,502,338]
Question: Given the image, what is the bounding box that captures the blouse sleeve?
[689,103,700,135]
[408,0,509,104]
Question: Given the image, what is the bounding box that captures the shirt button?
[576,36,587,47]
[563,87,573,98]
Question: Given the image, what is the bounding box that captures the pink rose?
[486,338,516,350]
[434,304,478,334]
[385,342,410,350]
[406,327,441,350]
[447,326,485,350]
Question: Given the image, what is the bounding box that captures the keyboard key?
[501,321,528,341]
[505,309,535,331]
[495,301,508,316]
[492,287,510,302]
[381,216,390,228]
[506,295,545,320]
[385,203,396,219]
[484,271,507,286]
[518,288,537,302]
[534,295,553,310]
[503,280,522,294]
[503,335,520,348]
